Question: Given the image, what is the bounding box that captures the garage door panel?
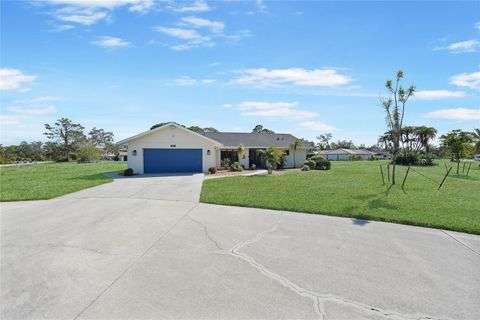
[144,149,202,173]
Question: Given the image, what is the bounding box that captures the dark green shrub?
[309,154,331,170]
[310,153,325,160]
[221,158,231,168]
[350,154,362,161]
[315,158,331,170]
[419,154,435,166]
[370,156,379,161]
[249,164,256,170]
[304,159,316,170]
[124,168,134,176]
[208,167,217,174]
[230,162,243,172]
[277,153,286,169]
[395,152,420,165]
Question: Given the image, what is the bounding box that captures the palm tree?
[378,131,393,152]
[417,126,437,153]
[237,144,245,162]
[290,139,302,168]
[472,128,480,153]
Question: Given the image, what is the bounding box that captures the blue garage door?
[144,149,203,173]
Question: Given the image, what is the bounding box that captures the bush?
[304,159,316,170]
[249,164,256,170]
[77,141,101,163]
[370,156,379,161]
[419,154,435,166]
[315,158,331,170]
[277,153,286,169]
[208,167,217,174]
[221,158,231,168]
[395,152,419,165]
[309,154,331,170]
[230,162,243,172]
[124,168,134,176]
[394,152,435,166]
[301,165,310,171]
[350,154,362,161]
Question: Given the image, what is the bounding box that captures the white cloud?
[425,108,480,120]
[54,7,108,25]
[50,24,75,31]
[0,69,37,91]
[0,115,23,126]
[156,14,250,50]
[243,108,317,120]
[167,0,211,13]
[154,26,213,50]
[474,22,480,30]
[174,76,197,86]
[415,90,467,100]
[129,0,154,12]
[256,0,267,12]
[15,96,61,104]
[221,103,233,108]
[47,0,154,25]
[225,29,251,45]
[154,27,203,40]
[173,76,217,86]
[444,40,479,53]
[91,36,131,49]
[450,72,480,90]
[181,16,224,33]
[237,101,298,110]
[297,121,337,132]
[7,106,57,116]
[48,0,151,9]
[233,68,352,87]
[226,101,318,120]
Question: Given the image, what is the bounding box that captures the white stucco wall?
[239,148,250,169]
[284,148,306,168]
[126,125,218,174]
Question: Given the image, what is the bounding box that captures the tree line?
[0,118,119,164]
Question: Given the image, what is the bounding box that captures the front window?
[221,150,238,166]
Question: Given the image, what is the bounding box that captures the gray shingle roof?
[203,132,303,148]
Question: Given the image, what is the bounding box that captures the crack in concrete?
[47,244,118,256]
[441,230,480,257]
[225,225,447,320]
[72,203,199,320]
[188,216,224,251]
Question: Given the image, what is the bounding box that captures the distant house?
[374,152,392,160]
[318,148,375,161]
[118,151,128,161]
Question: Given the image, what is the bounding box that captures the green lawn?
[201,160,480,235]
[0,162,127,201]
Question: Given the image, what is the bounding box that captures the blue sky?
[1,0,479,146]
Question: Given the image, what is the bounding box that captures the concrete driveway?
[1,174,479,320]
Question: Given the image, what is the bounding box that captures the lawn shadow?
[344,185,398,215]
[447,174,479,181]
[68,171,124,181]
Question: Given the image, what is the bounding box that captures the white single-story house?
[318,148,375,161]
[118,151,128,161]
[374,152,392,160]
[116,122,307,174]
